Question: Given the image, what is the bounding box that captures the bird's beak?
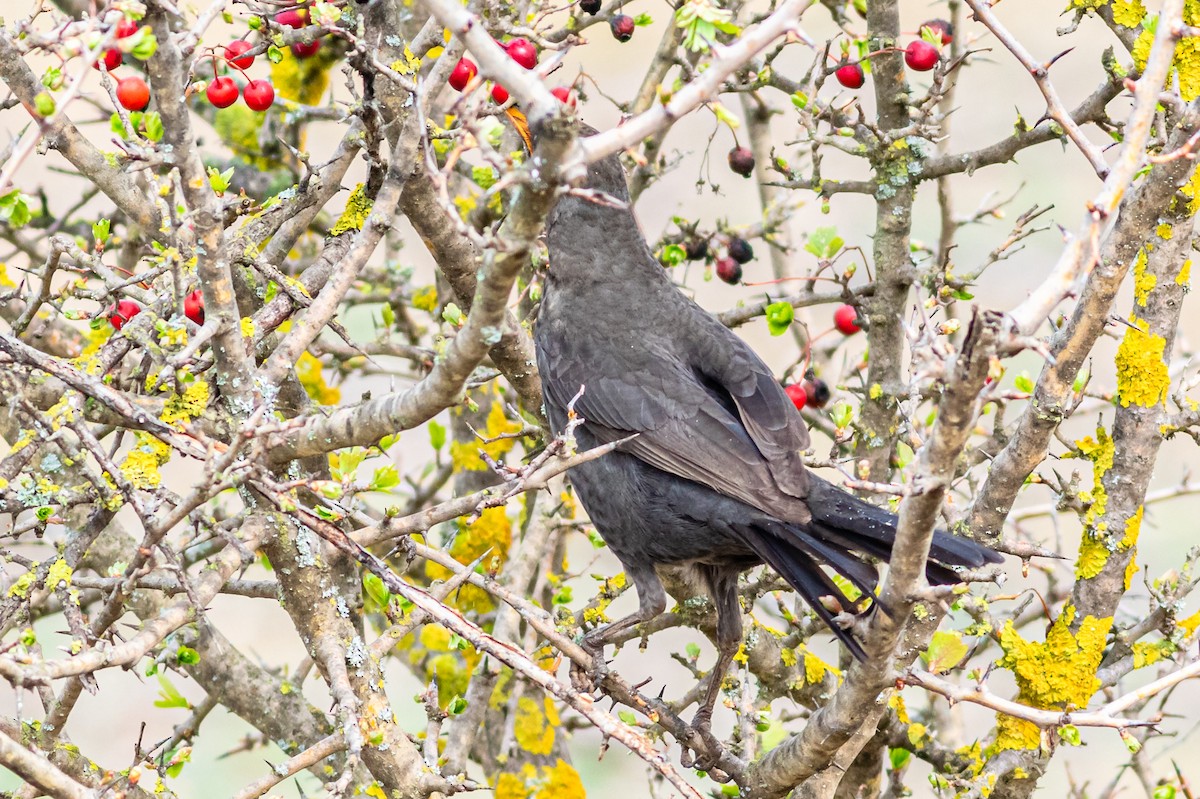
[505,107,534,154]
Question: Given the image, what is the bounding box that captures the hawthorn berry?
[905,39,939,72]
[921,18,954,45]
[727,237,753,264]
[243,79,275,111]
[728,146,755,177]
[116,76,150,111]
[292,40,321,58]
[580,0,601,14]
[275,9,307,28]
[715,257,742,284]
[184,290,205,325]
[491,83,509,104]
[834,61,864,89]
[505,37,538,70]
[225,40,255,69]
[802,377,831,408]
[684,238,708,261]
[551,86,577,109]
[115,19,139,38]
[448,58,477,91]
[610,14,635,42]
[108,299,141,330]
[784,383,808,411]
[94,48,122,71]
[833,304,862,335]
[206,76,239,108]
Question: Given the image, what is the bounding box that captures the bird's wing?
[538,323,812,520]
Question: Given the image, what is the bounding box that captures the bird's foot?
[569,641,607,694]
[679,710,729,780]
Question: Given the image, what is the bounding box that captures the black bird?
[533,123,1001,733]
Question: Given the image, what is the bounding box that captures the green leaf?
[41,66,63,90]
[1013,372,1035,393]
[660,243,686,266]
[429,420,446,451]
[0,190,33,228]
[888,747,911,771]
[950,287,974,301]
[922,630,969,674]
[765,301,794,336]
[790,91,808,110]
[442,303,464,326]
[447,695,469,715]
[831,402,854,430]
[33,92,55,117]
[893,440,914,470]
[128,28,159,60]
[617,710,637,725]
[633,13,653,25]
[685,642,701,659]
[1153,784,1177,799]
[92,218,112,246]
[804,226,843,260]
[1059,724,1081,746]
[370,464,401,491]
[207,166,234,196]
[381,303,395,328]
[176,646,200,665]
[363,572,391,606]
[154,675,191,709]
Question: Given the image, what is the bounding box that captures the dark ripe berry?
[184,290,205,325]
[610,14,635,42]
[802,378,831,408]
[292,40,321,58]
[684,238,708,261]
[108,299,141,330]
[580,0,601,13]
[550,86,577,109]
[116,76,150,111]
[728,146,755,177]
[115,19,139,38]
[448,57,477,92]
[715,256,742,284]
[834,61,865,89]
[727,237,753,264]
[94,48,122,71]
[921,18,954,45]
[904,39,939,72]
[833,304,862,335]
[275,9,307,28]
[225,40,255,69]
[491,83,509,104]
[505,37,538,70]
[243,79,275,111]
[784,383,808,411]
[206,76,239,108]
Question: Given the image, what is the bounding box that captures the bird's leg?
[685,567,742,772]
[571,566,666,694]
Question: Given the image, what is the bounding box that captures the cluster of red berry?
[781,307,860,411]
[108,290,204,331]
[446,38,576,109]
[204,40,274,111]
[715,237,754,285]
[833,19,953,90]
[275,8,323,59]
[96,19,156,112]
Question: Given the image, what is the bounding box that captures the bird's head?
[505,108,630,203]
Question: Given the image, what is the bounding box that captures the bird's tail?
[730,475,1001,660]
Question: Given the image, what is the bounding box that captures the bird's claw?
[680,710,727,777]
[570,642,607,694]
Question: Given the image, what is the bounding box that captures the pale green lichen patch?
[993,605,1112,751]
[1115,316,1169,407]
[330,183,373,236]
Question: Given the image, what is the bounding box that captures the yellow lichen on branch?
[1115,316,1169,408]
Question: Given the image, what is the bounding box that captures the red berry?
[921,18,954,45]
[833,304,862,335]
[491,83,509,104]
[550,86,577,109]
[580,0,601,13]
[728,146,754,177]
[275,9,307,28]
[243,79,275,111]
[785,383,808,411]
[225,40,255,69]
[835,61,864,89]
[448,57,477,91]
[116,76,150,111]
[505,37,538,70]
[115,19,139,38]
[905,39,939,72]
[206,76,239,108]
[715,256,742,284]
[108,299,141,330]
[184,290,205,325]
[94,48,122,71]
[292,40,321,58]
[610,14,635,42]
